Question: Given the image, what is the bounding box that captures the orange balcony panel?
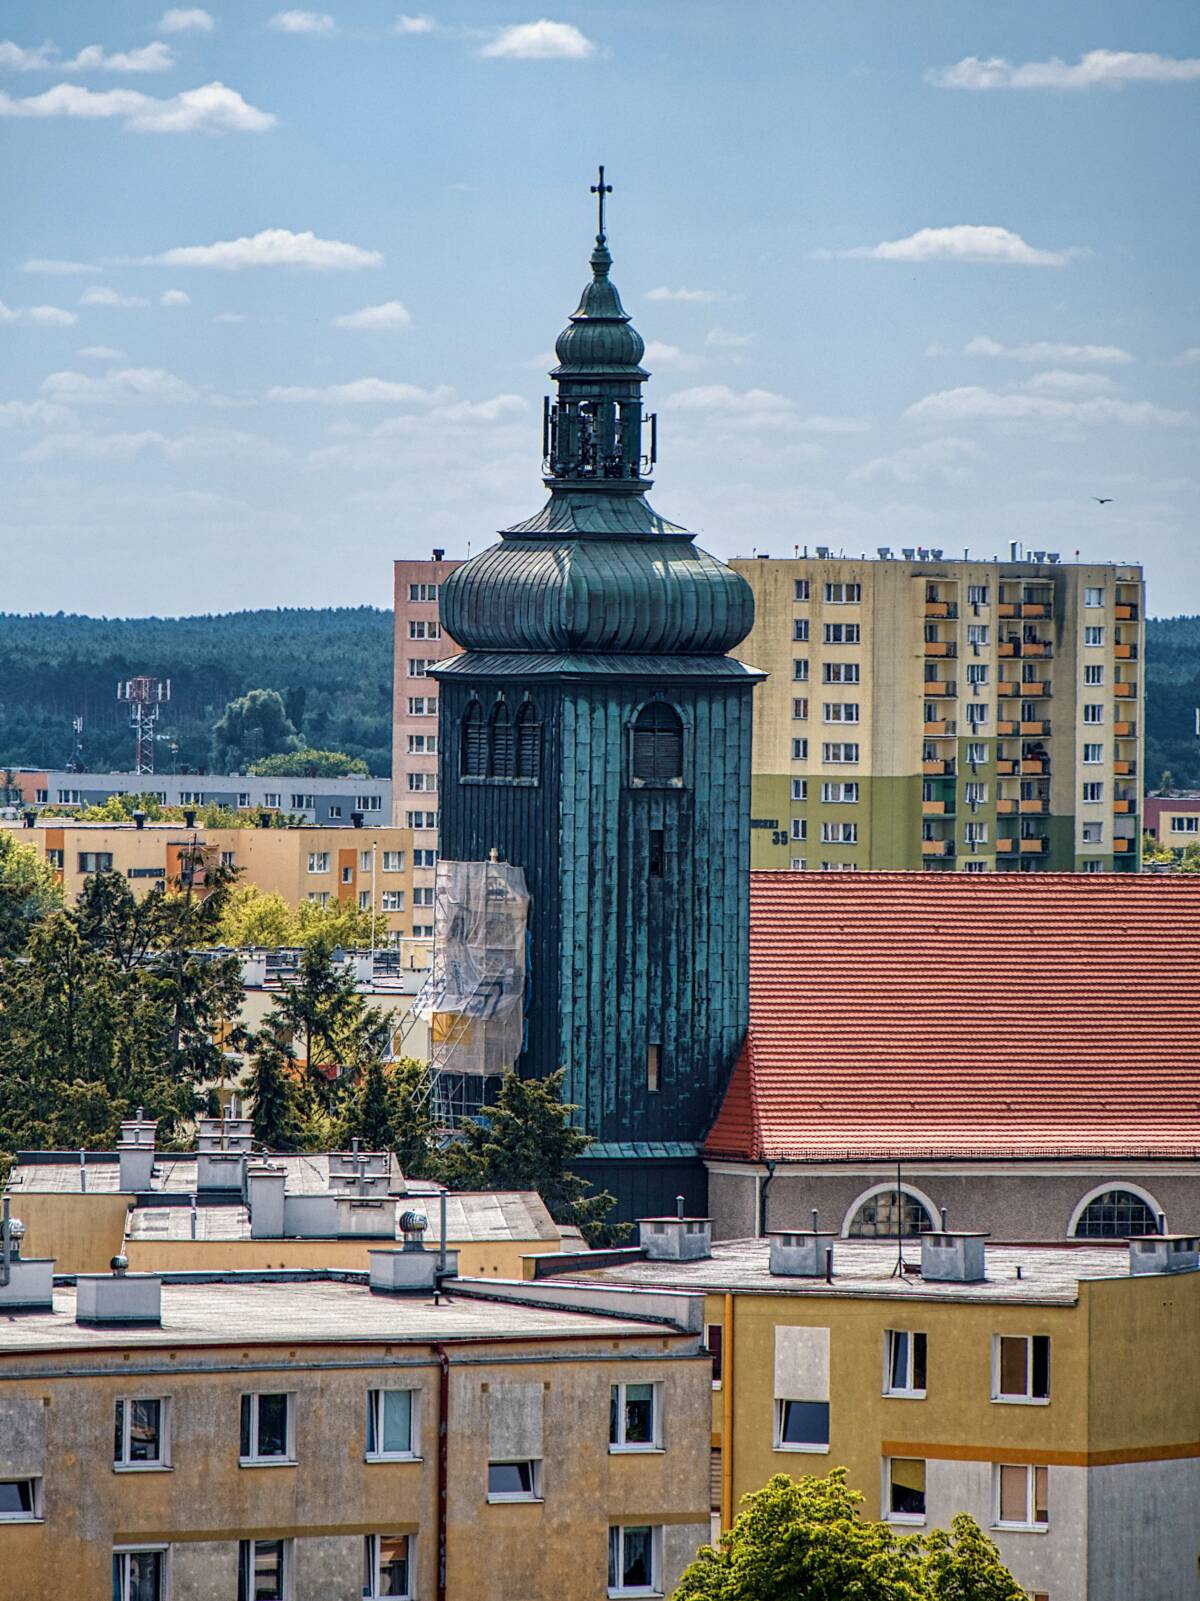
[923,759,947,776]
[1020,720,1049,735]
[997,720,1018,736]
[998,642,1017,658]
[923,721,952,737]
[998,602,1017,618]
[1114,682,1135,698]
[996,760,1017,776]
[1021,759,1049,776]
[1113,721,1134,737]
[1020,837,1048,853]
[999,682,1019,698]
[1115,603,1138,620]
[924,601,951,618]
[997,799,1017,815]
[925,641,952,657]
[1022,642,1051,658]
[924,681,957,697]
[995,838,1016,853]
[1113,799,1134,815]
[1114,761,1135,776]
[1021,603,1050,618]
[1114,643,1136,659]
[1021,681,1051,697]
[923,799,947,816]
[922,838,950,856]
[1020,799,1049,814]
[1113,837,1133,853]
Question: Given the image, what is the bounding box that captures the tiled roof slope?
[705,872,1200,1162]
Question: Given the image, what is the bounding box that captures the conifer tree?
[244,1017,302,1151]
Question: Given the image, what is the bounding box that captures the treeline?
[0,607,393,777]
[1144,616,1200,790]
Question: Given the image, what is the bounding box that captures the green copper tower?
[432,172,762,1217]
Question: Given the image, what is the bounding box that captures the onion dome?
[551,236,647,377]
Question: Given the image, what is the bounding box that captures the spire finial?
[590,164,612,242]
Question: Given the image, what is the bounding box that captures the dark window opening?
[489,702,514,779]
[648,829,664,878]
[631,702,683,785]
[647,1043,661,1093]
[459,700,486,778]
[515,700,541,781]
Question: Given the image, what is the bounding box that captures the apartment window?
[996,1464,1049,1529]
[706,1324,724,1388]
[263,792,281,808]
[413,886,434,907]
[0,1477,40,1521]
[1081,858,1104,873]
[885,1331,927,1398]
[792,697,809,720]
[1084,626,1105,647]
[364,1535,412,1599]
[994,1336,1050,1403]
[793,659,809,682]
[1082,782,1103,803]
[58,788,81,804]
[238,1540,287,1601]
[967,584,989,606]
[307,852,330,874]
[239,1393,293,1463]
[822,702,859,724]
[46,849,64,870]
[821,861,858,871]
[366,1389,416,1459]
[381,891,405,913]
[887,1458,926,1523]
[791,819,807,842]
[306,891,331,906]
[1083,743,1103,764]
[407,734,437,754]
[407,659,430,678]
[775,1398,830,1449]
[966,742,987,764]
[823,662,860,684]
[966,704,988,726]
[1084,664,1104,686]
[237,792,251,808]
[179,791,204,806]
[1081,822,1103,845]
[408,619,441,640]
[793,579,810,601]
[358,890,371,910]
[610,1382,660,1451]
[791,739,808,760]
[822,742,859,764]
[413,923,434,938]
[114,1398,167,1469]
[406,810,437,829]
[356,850,371,872]
[78,852,114,873]
[964,782,987,805]
[328,805,343,820]
[1172,815,1200,834]
[407,696,437,716]
[793,619,809,642]
[487,1459,541,1502]
[340,865,353,884]
[112,1551,165,1601]
[821,821,857,844]
[1083,704,1104,725]
[964,860,989,873]
[791,779,807,801]
[409,582,438,602]
[824,581,861,603]
[824,622,860,644]
[966,664,988,686]
[35,788,48,803]
[608,1526,659,1597]
[292,793,315,810]
[790,857,807,871]
[1084,587,1105,607]
[407,772,436,791]
[964,822,988,845]
[414,848,437,868]
[356,794,383,811]
[821,782,859,803]
[382,851,405,871]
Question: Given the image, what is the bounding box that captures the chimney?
[767,1230,838,1278]
[431,548,445,562]
[132,810,146,830]
[350,810,364,828]
[75,1256,162,1327]
[258,811,272,829]
[0,1199,54,1310]
[921,1230,989,1284]
[1128,1234,1200,1276]
[183,808,196,829]
[369,1212,458,1292]
[638,1215,712,1262]
[22,809,36,830]
[246,1165,287,1239]
[196,1114,253,1193]
[117,1112,158,1192]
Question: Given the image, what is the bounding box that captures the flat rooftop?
[564,1237,1159,1306]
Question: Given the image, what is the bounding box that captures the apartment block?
[9,770,390,827]
[733,551,1144,872]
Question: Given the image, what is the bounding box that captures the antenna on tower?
[65,715,86,774]
[116,677,171,776]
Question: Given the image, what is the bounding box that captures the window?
[824,622,860,644]
[409,582,439,602]
[1084,626,1104,647]
[114,1398,167,1469]
[792,738,808,760]
[239,1393,293,1463]
[964,860,989,873]
[1084,664,1104,686]
[967,624,989,646]
[1081,858,1104,874]
[340,865,354,884]
[794,578,810,601]
[821,821,857,844]
[1074,1190,1160,1238]
[964,822,988,845]
[1081,782,1103,803]
[887,1458,926,1522]
[307,852,330,874]
[885,1331,927,1398]
[793,619,809,641]
[0,1478,40,1521]
[996,1464,1049,1529]
[964,782,987,805]
[821,781,859,803]
[78,851,114,873]
[1084,587,1105,607]
[706,1324,724,1388]
[406,811,437,829]
[46,849,64,870]
[238,1539,287,1601]
[791,819,807,842]
[328,805,343,820]
[356,794,383,811]
[610,1382,659,1450]
[58,788,81,804]
[824,581,861,603]
[793,659,809,682]
[179,791,204,806]
[487,1459,541,1502]
[792,697,809,720]
[414,849,437,868]
[237,792,251,808]
[1083,704,1103,725]
[409,619,441,640]
[966,664,989,686]
[382,850,405,871]
[790,778,808,801]
[35,788,48,803]
[790,857,807,871]
[821,742,859,764]
[407,734,437,754]
[849,1189,932,1238]
[966,704,988,726]
[381,891,405,913]
[364,1535,411,1599]
[357,850,372,872]
[291,793,315,810]
[1083,743,1103,764]
[358,890,371,910]
[821,861,858,871]
[822,703,859,724]
[366,1389,416,1459]
[967,584,989,606]
[263,793,281,808]
[966,742,987,764]
[823,662,860,684]
[407,772,436,791]
[112,1551,164,1601]
[775,1399,830,1450]
[413,886,434,907]
[407,696,437,716]
[515,701,541,781]
[631,702,684,786]
[608,1526,658,1597]
[1081,822,1103,844]
[413,923,434,938]
[994,1336,1050,1403]
[646,1042,661,1092]
[1172,815,1200,833]
[407,659,431,678]
[306,891,331,907]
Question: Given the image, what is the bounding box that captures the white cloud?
[213,311,247,323]
[332,299,411,330]
[80,286,150,307]
[395,14,436,34]
[905,385,1193,428]
[0,299,77,326]
[433,395,526,423]
[481,21,596,59]
[1171,348,1200,367]
[665,384,792,414]
[0,80,276,132]
[1023,369,1118,395]
[23,426,284,464]
[22,257,99,275]
[963,335,1134,365]
[159,9,216,33]
[64,42,175,73]
[160,289,191,306]
[267,378,454,405]
[644,340,683,364]
[705,327,753,349]
[927,50,1200,92]
[141,227,379,269]
[799,415,872,434]
[76,345,124,359]
[40,366,199,405]
[646,285,721,303]
[268,10,336,34]
[851,437,982,486]
[815,225,1072,267]
[0,41,60,71]
[0,398,75,427]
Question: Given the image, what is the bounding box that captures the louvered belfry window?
[489,702,515,779]
[631,702,683,785]
[460,700,486,777]
[515,701,541,781]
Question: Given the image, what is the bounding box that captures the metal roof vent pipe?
[132,810,146,830]
[183,808,196,829]
[76,1255,162,1327]
[638,1215,712,1262]
[370,1213,459,1294]
[921,1230,989,1284]
[22,809,36,829]
[1128,1235,1200,1277]
[767,1231,838,1279]
[0,1199,54,1311]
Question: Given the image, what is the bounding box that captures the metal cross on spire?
[590,164,613,241]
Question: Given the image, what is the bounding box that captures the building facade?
[430,197,761,1217]
[1144,790,1200,844]
[8,770,390,826]
[734,553,1144,873]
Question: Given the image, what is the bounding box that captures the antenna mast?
[116,677,171,776]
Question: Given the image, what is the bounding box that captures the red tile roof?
[705,872,1200,1163]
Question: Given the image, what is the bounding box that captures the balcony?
[1020,799,1050,815]
[923,759,951,775]
[924,681,957,697]
[1020,679,1052,697]
[924,601,957,619]
[995,838,1015,854]
[1113,799,1135,815]
[998,601,1017,618]
[1022,641,1052,659]
[1114,644,1138,660]
[1021,602,1051,619]
[1021,720,1050,736]
[998,641,1018,658]
[922,799,952,816]
[996,759,1017,776]
[997,719,1018,736]
[922,838,954,857]
[1020,836,1050,854]
[999,682,1019,698]
[924,641,957,658]
[1114,760,1135,776]
[997,798,1017,815]
[1113,721,1136,737]
[1114,682,1136,699]
[1021,759,1050,776]
[1115,603,1138,620]
[923,720,955,737]
[1113,837,1134,854]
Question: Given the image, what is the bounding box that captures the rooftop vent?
[901,548,916,560]
[930,548,944,560]
[767,1230,837,1279]
[1047,552,1061,564]
[815,545,830,560]
[182,808,196,829]
[1128,1235,1199,1276]
[350,809,364,828]
[117,1110,158,1192]
[75,1256,162,1327]
[369,1234,459,1294]
[432,547,445,561]
[197,1114,253,1193]
[638,1216,712,1262]
[920,1230,988,1284]
[877,547,893,560]
[0,1200,53,1311]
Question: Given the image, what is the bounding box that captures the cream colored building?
[733,551,1144,872]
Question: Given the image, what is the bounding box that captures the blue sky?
[1,1,1197,616]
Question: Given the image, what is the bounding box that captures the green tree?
[244,1016,302,1150]
[672,1470,1024,1601]
[437,1069,628,1246]
[212,687,300,771]
[339,1057,437,1176]
[217,885,297,948]
[249,748,369,778]
[264,933,378,1111]
[293,895,375,949]
[341,1059,395,1150]
[0,827,60,957]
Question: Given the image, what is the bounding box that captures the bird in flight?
[1092,496,1114,505]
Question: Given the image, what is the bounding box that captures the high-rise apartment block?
[733,552,1144,873]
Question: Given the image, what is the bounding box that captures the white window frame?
[883,1456,927,1525]
[407,659,430,678]
[486,1457,543,1503]
[112,1547,168,1601]
[363,1534,413,1601]
[773,1397,830,1454]
[793,578,810,601]
[239,1392,296,1466]
[1081,822,1103,845]
[966,741,987,764]
[1083,704,1104,725]
[0,1476,42,1522]
[1082,743,1103,764]
[413,886,434,907]
[993,1463,1049,1531]
[1084,664,1104,686]
[381,891,405,913]
[1084,626,1105,647]
[822,702,860,724]
[823,662,860,684]
[1084,587,1105,607]
[366,1388,420,1462]
[790,778,807,801]
[821,742,859,764]
[793,659,809,682]
[883,1331,927,1399]
[382,851,405,871]
[291,793,315,810]
[793,619,809,642]
[238,1538,290,1600]
[791,819,807,842]
[307,852,330,874]
[1172,815,1200,834]
[967,585,989,606]
[607,1525,661,1599]
[824,622,861,644]
[609,1381,662,1453]
[791,739,808,761]
[412,923,434,939]
[991,1335,1050,1406]
[966,703,988,726]
[792,697,809,720]
[263,792,281,808]
[113,1397,170,1472]
[824,581,861,604]
[821,782,859,803]
[1081,783,1103,803]
[790,857,806,871]
[820,821,857,844]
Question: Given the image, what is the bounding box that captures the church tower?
[432,174,762,1216]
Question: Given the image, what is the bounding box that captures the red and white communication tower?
[116,677,171,776]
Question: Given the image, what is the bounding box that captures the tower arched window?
[1072,1188,1161,1239]
[459,700,486,779]
[489,702,515,779]
[515,701,541,782]
[846,1187,934,1239]
[631,702,683,786]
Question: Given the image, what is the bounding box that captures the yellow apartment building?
[733,551,1144,872]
